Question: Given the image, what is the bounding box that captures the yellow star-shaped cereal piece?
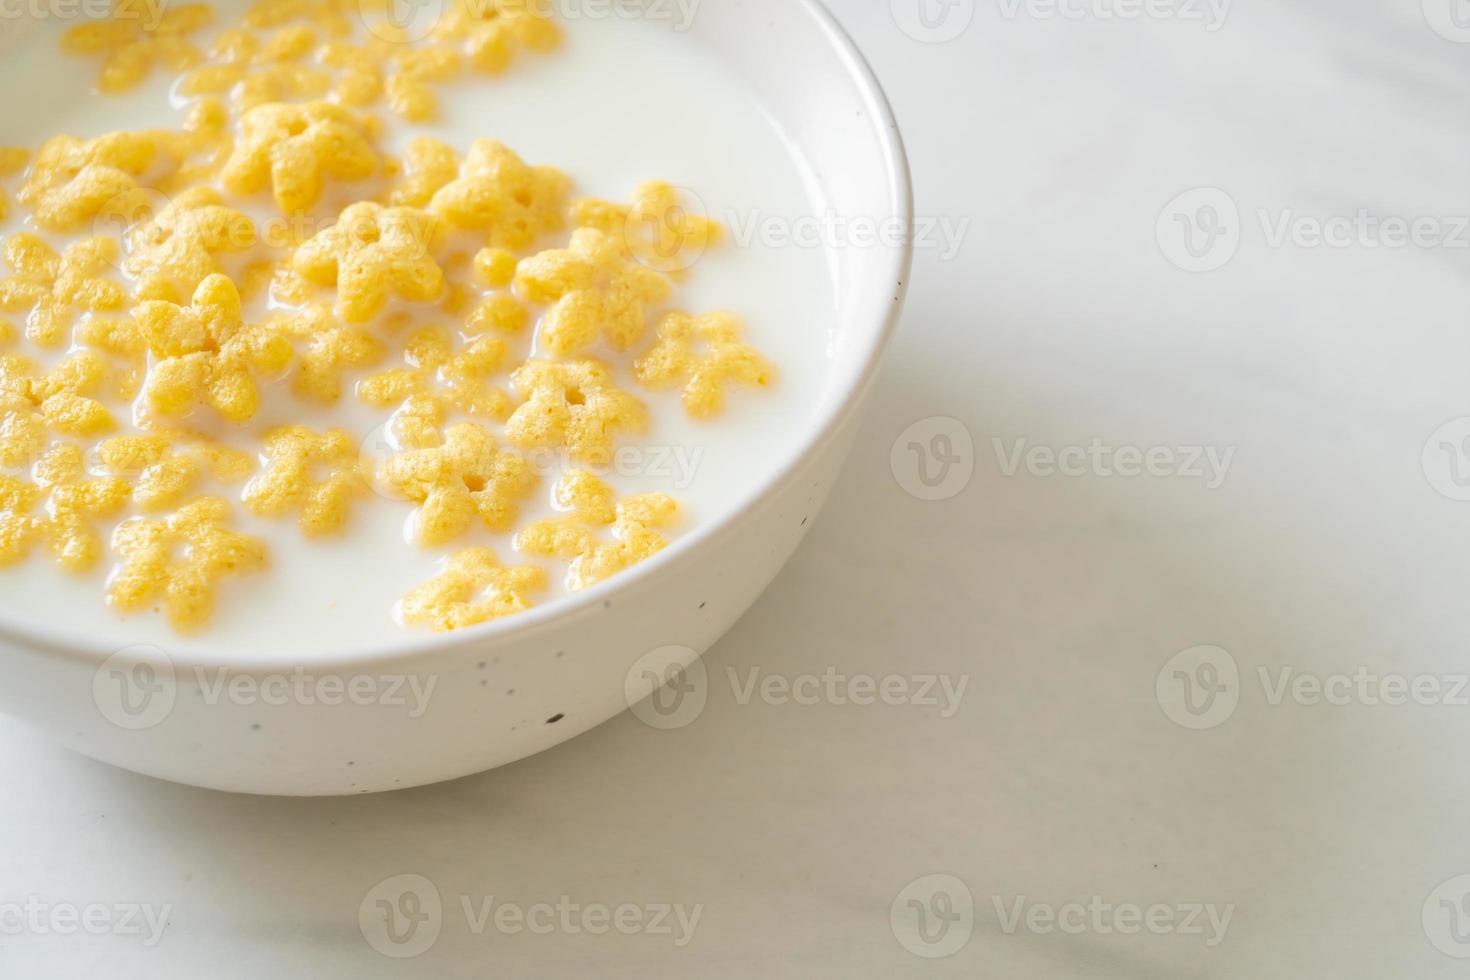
[243,425,366,537]
[317,39,390,108]
[387,137,459,207]
[97,433,253,512]
[0,356,49,468]
[0,147,28,224]
[385,46,463,122]
[515,471,677,590]
[572,181,723,275]
[464,292,528,336]
[179,29,333,111]
[515,227,671,355]
[472,246,518,289]
[0,233,127,348]
[121,187,258,302]
[73,316,147,403]
[505,359,647,464]
[17,131,167,232]
[272,304,385,402]
[59,1,213,93]
[33,443,132,573]
[634,312,776,418]
[400,547,546,632]
[292,202,446,323]
[243,0,353,33]
[378,422,538,546]
[133,273,293,422]
[235,63,335,112]
[108,496,268,632]
[359,325,514,446]
[0,475,41,568]
[221,101,378,215]
[427,139,570,251]
[151,99,235,192]
[0,351,121,467]
[431,0,561,74]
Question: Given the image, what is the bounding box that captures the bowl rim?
[0,0,915,670]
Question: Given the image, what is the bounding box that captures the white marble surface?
[3,0,1469,976]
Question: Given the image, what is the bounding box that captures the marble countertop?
[3,0,1469,976]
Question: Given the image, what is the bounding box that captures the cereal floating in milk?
[634,312,778,419]
[120,186,258,302]
[290,202,445,322]
[505,359,648,464]
[0,234,128,348]
[378,422,538,546]
[60,2,214,93]
[516,471,678,591]
[108,497,268,632]
[221,101,379,214]
[514,228,671,356]
[401,547,546,633]
[97,433,254,512]
[134,274,294,422]
[0,0,780,632]
[243,425,366,536]
[19,132,168,232]
[33,443,133,573]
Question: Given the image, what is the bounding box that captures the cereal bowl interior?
[0,0,910,794]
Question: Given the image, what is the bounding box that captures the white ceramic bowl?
[0,0,912,795]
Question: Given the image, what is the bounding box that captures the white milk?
[0,8,837,654]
